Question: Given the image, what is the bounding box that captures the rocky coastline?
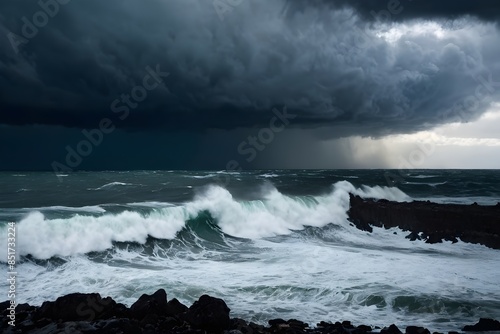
[2,289,500,334]
[3,196,500,333]
[347,194,500,249]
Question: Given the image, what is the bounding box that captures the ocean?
[1,169,499,331]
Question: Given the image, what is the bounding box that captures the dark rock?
[406,231,422,241]
[57,320,98,333]
[143,323,156,334]
[448,331,460,334]
[269,318,287,327]
[406,326,431,334]
[317,321,333,328]
[381,324,403,334]
[130,288,168,320]
[288,319,308,329]
[18,319,36,331]
[348,217,374,232]
[348,194,500,249]
[226,330,244,334]
[166,297,188,317]
[140,313,159,326]
[462,318,500,331]
[358,324,372,331]
[443,235,459,243]
[231,318,250,333]
[425,233,443,244]
[35,317,52,328]
[101,318,142,334]
[184,294,231,332]
[16,303,34,313]
[249,321,266,333]
[159,316,181,331]
[353,324,373,334]
[34,293,121,322]
[32,323,59,334]
[342,320,355,329]
[316,320,351,334]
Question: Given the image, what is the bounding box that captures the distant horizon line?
[1,168,499,172]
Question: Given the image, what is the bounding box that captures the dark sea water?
[1,170,499,331]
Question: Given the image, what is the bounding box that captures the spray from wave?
[1,181,409,260]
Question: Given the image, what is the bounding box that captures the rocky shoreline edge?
[2,289,500,334]
[347,194,500,249]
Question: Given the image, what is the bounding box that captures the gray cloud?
[1,0,500,141]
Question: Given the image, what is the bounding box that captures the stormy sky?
[1,0,500,170]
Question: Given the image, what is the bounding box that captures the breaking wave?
[0,181,410,259]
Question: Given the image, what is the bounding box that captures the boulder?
[34,293,121,322]
[406,326,431,334]
[463,318,500,331]
[166,297,188,317]
[129,289,168,320]
[184,294,230,332]
[381,324,403,334]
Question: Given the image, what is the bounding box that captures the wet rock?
[249,321,267,334]
[34,293,122,322]
[269,318,288,327]
[166,297,188,317]
[353,324,373,334]
[342,320,354,329]
[348,218,374,232]
[226,330,244,334]
[130,288,168,320]
[462,318,500,331]
[184,294,231,332]
[140,313,159,326]
[100,318,142,334]
[406,231,422,241]
[406,326,431,334]
[18,318,36,331]
[288,319,308,329]
[381,324,403,334]
[231,318,251,333]
[158,316,181,331]
[348,194,500,249]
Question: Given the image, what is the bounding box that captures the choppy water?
[1,170,499,331]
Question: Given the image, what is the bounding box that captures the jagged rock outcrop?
[347,194,500,249]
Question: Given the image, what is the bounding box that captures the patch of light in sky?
[375,22,448,43]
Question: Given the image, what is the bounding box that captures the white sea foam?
[126,201,174,208]
[410,174,439,179]
[189,174,217,179]
[89,182,136,190]
[0,181,412,259]
[332,180,411,202]
[28,205,106,213]
[3,224,499,333]
[1,176,499,332]
[260,173,279,178]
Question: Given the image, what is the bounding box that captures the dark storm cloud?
[295,0,500,22]
[1,0,500,139]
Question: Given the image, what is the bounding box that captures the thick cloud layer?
[1,0,500,139]
[303,0,500,22]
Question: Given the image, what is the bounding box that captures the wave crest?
[0,181,410,259]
